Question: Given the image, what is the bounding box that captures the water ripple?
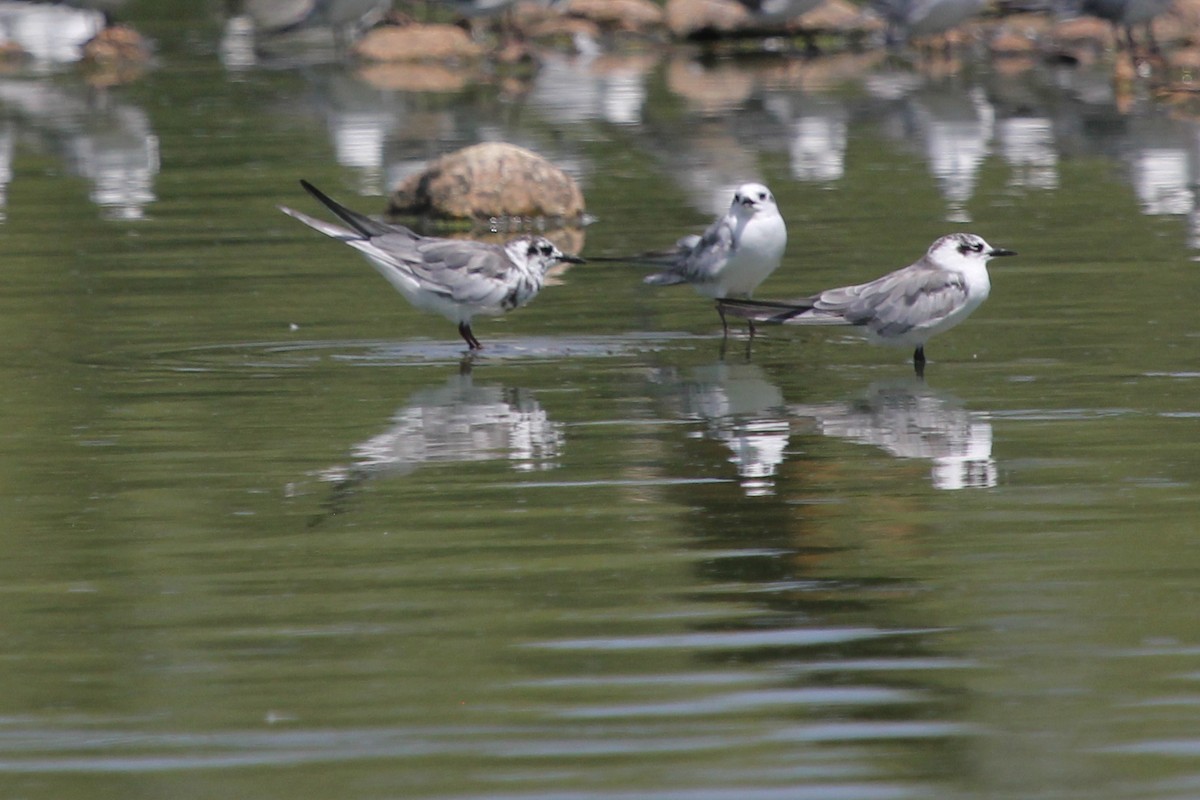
[525,627,940,652]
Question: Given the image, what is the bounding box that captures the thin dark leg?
[458,322,482,350]
[913,346,926,379]
[747,319,757,338]
[717,303,729,338]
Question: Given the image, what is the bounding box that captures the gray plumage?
[640,183,786,299]
[280,180,583,350]
[718,233,1016,371]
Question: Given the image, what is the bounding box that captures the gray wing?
[645,214,735,286]
[360,235,519,306]
[811,265,969,336]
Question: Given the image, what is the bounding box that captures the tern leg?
[458,322,482,350]
[717,303,730,338]
[913,347,926,379]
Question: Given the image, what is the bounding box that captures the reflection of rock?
[667,55,756,113]
[319,373,565,484]
[355,61,480,92]
[353,21,485,62]
[792,379,996,490]
[660,361,790,497]
[388,142,586,221]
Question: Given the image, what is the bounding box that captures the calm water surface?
[1,3,1199,798]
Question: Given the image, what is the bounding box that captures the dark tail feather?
[299,179,399,239]
[587,252,681,267]
[717,297,815,324]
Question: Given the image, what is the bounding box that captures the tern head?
[927,233,1016,271]
[730,183,779,218]
[506,236,586,273]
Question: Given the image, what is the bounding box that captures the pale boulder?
[388,142,585,222]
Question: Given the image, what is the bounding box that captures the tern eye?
[959,240,984,254]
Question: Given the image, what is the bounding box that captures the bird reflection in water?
[659,361,791,497]
[313,370,564,520]
[791,378,995,490]
[0,79,158,220]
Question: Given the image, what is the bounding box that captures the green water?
[0,3,1198,798]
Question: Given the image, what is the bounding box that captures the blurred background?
[2,1,1200,799]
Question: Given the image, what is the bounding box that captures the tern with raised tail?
[280,180,584,351]
[717,233,1015,372]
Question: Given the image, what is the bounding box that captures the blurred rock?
[1172,0,1200,43]
[667,56,756,111]
[356,61,480,91]
[988,25,1039,54]
[388,142,585,221]
[562,0,665,32]
[1051,15,1116,45]
[1168,43,1200,67]
[518,12,602,43]
[1152,10,1192,47]
[665,0,752,38]
[353,21,484,61]
[796,0,883,36]
[81,23,149,63]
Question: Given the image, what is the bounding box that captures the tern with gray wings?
[280,180,583,351]
[718,233,1015,372]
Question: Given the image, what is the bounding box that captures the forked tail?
[298,179,401,238]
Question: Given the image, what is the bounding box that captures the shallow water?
[2,3,1200,798]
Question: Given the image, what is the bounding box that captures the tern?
[280,180,584,350]
[717,232,1015,372]
[596,182,788,335]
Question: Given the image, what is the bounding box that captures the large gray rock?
[388,143,585,222]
